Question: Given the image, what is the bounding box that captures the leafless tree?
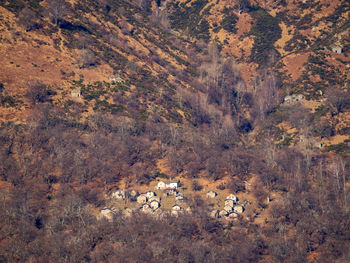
[151,8,170,31]
[263,130,277,168]
[26,82,51,105]
[253,70,281,122]
[329,157,348,213]
[46,0,71,26]
[167,146,184,176]
[326,87,350,116]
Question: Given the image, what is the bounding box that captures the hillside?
[0,0,349,262]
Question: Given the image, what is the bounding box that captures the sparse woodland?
[0,0,349,262]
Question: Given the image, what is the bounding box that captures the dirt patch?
[236,13,252,37]
[0,34,113,92]
[282,52,310,80]
[156,159,170,174]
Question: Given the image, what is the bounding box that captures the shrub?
[154,171,169,179]
[221,8,238,33]
[168,0,211,40]
[326,143,350,156]
[311,119,334,138]
[1,96,18,107]
[250,9,281,65]
[192,180,203,191]
[227,177,245,193]
[326,88,350,115]
[238,118,253,133]
[194,19,210,41]
[284,34,309,52]
[296,13,312,30]
[26,82,53,104]
[1,0,25,13]
[280,136,292,146]
[216,183,226,190]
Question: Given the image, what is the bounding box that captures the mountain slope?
[0,0,349,262]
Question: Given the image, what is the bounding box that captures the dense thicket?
[0,103,349,262]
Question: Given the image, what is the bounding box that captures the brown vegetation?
[0,0,349,261]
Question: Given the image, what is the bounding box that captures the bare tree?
[263,131,277,168]
[253,70,281,122]
[46,0,71,26]
[25,82,51,105]
[151,8,170,31]
[167,146,184,176]
[329,157,348,213]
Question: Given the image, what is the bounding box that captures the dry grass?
[322,134,350,146]
[301,99,323,112]
[275,22,294,56]
[282,52,310,81]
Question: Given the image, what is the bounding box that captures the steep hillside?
[1,0,348,149]
[0,0,349,262]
